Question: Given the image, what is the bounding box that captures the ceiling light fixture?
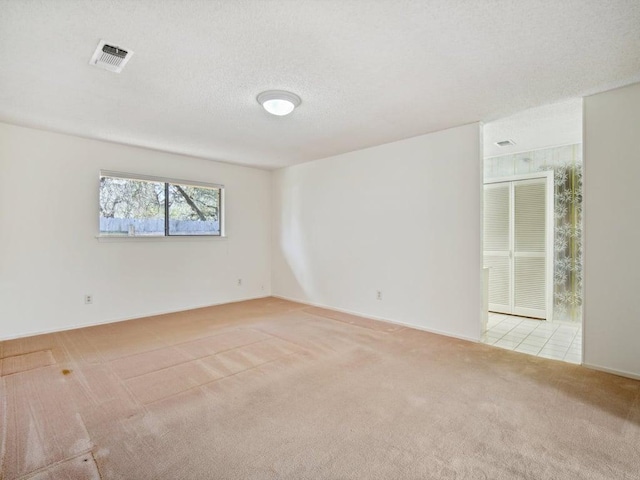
[257,90,301,116]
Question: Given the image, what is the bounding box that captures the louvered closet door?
[513,179,547,318]
[483,183,512,314]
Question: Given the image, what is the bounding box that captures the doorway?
[480,146,584,362]
[480,100,584,363]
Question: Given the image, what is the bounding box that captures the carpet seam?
[98,325,258,365]
[90,451,104,480]
[13,450,95,480]
[119,336,276,381]
[141,350,303,406]
[0,350,52,361]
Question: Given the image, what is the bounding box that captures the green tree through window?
[99,172,222,236]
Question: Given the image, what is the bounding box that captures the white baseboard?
[0,295,271,341]
[272,294,480,343]
[581,362,640,381]
[276,296,640,381]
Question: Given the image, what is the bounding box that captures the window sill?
[96,234,227,242]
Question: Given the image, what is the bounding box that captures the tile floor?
[481,313,582,364]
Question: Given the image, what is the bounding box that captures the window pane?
[99,176,165,236]
[167,183,220,236]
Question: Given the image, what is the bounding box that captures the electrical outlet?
[376,290,382,301]
[237,278,242,286]
[84,294,93,305]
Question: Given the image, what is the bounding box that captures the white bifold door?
[483,174,553,320]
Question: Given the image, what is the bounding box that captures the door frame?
[484,171,554,322]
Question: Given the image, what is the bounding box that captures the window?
[99,171,223,237]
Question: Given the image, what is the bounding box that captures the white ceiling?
[1,1,639,169]
[483,98,583,158]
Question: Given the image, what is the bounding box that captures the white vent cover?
[89,40,134,73]
[495,139,516,147]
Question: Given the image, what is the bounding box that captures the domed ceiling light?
[257,90,301,116]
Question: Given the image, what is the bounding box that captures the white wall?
[0,123,271,340]
[272,123,482,341]
[583,82,640,379]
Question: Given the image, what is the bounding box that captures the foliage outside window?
[99,171,223,237]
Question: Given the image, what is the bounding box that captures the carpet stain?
[62,369,72,375]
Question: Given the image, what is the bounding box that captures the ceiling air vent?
[495,139,516,147]
[89,40,134,73]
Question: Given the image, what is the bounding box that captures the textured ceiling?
[0,0,639,169]
[483,99,583,158]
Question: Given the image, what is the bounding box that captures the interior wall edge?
[581,363,640,382]
[271,294,480,344]
[0,294,271,342]
[582,80,640,378]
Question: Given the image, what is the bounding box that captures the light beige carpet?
[1,297,639,479]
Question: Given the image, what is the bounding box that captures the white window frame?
[98,170,226,239]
